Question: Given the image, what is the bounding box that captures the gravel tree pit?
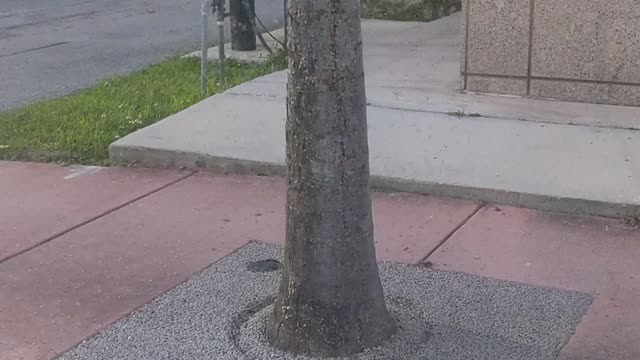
[60,242,592,360]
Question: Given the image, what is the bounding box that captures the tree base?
[58,242,593,360]
[267,300,396,357]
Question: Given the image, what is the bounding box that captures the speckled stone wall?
[460,0,640,107]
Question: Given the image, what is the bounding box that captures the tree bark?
[267,0,396,356]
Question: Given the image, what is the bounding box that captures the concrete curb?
[109,145,639,219]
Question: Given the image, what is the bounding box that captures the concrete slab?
[0,161,190,262]
[110,91,640,218]
[230,69,640,131]
[226,17,640,131]
[428,206,640,359]
[59,242,592,360]
[0,173,478,359]
[110,15,640,218]
[183,28,285,64]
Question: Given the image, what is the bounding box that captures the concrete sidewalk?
[109,14,640,218]
[1,162,639,359]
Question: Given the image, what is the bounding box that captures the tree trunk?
[267,0,396,356]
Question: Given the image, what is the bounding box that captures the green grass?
[0,52,287,165]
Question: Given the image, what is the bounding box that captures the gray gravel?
[60,242,592,360]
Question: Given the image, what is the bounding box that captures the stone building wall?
[461,0,640,107]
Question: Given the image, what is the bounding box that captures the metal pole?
[283,0,288,49]
[200,0,212,96]
[217,1,226,89]
[230,0,256,51]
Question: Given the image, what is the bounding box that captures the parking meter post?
[230,0,256,51]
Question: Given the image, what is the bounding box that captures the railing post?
[200,0,213,96]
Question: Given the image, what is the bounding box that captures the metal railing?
[200,0,226,96]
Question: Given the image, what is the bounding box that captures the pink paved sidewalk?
[0,162,638,360]
[0,161,191,262]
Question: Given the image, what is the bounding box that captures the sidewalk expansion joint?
[365,102,640,131]
[225,91,285,100]
[416,203,484,265]
[0,171,195,265]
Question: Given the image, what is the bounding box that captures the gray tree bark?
[267,0,396,356]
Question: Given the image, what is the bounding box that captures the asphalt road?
[0,0,284,110]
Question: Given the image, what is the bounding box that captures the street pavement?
[0,161,638,359]
[0,0,284,110]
